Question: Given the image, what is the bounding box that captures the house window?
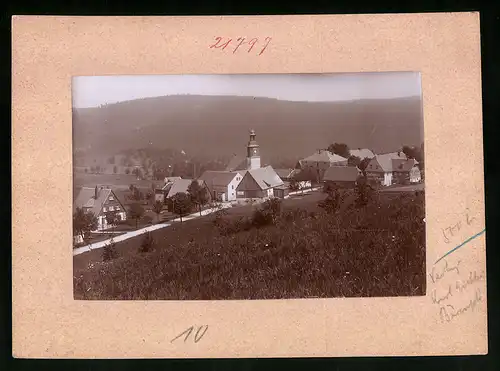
[103,207,107,212]
[109,206,114,211]
[232,185,234,189]
[109,196,114,201]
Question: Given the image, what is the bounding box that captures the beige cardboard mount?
[12,13,486,358]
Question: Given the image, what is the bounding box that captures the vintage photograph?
[72,72,426,300]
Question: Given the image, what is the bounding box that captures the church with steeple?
[198,129,285,201]
[226,129,262,172]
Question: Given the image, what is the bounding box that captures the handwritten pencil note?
[171,325,209,344]
[430,208,486,323]
[209,37,272,55]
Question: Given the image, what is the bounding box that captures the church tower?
[246,129,261,170]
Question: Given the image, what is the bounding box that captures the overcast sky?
[72,72,421,108]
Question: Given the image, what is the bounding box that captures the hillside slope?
[73,95,423,164]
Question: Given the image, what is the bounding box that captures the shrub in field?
[252,198,282,227]
[102,237,118,262]
[139,231,155,253]
[318,190,341,214]
[354,176,374,208]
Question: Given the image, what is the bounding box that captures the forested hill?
[73,94,423,164]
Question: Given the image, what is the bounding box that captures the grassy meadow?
[73,190,426,300]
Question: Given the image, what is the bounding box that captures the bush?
[139,231,154,253]
[354,179,374,208]
[318,191,341,214]
[102,238,118,262]
[252,198,282,227]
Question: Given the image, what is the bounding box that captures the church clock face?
[253,149,257,155]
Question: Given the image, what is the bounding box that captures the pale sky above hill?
[72,72,422,108]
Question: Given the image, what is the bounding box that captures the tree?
[125,168,130,175]
[252,198,282,227]
[106,211,118,232]
[152,200,163,222]
[139,231,154,253]
[328,143,350,158]
[354,175,374,208]
[113,165,117,174]
[187,180,209,216]
[323,182,337,195]
[73,207,98,243]
[102,237,118,262]
[170,192,193,222]
[318,190,341,214]
[128,203,145,229]
[358,157,372,176]
[347,155,361,167]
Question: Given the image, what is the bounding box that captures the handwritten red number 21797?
[209,37,272,55]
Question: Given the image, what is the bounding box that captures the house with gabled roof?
[198,170,244,202]
[365,152,420,186]
[235,165,284,199]
[73,186,127,231]
[165,178,210,200]
[298,150,348,181]
[154,177,183,203]
[349,148,375,160]
[323,166,362,189]
[274,168,295,181]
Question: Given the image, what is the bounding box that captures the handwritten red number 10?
[210,37,272,55]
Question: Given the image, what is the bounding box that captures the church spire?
[246,129,261,170]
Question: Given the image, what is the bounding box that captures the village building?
[165,178,211,200]
[349,148,375,160]
[198,171,243,202]
[235,166,284,199]
[365,152,421,186]
[204,129,284,200]
[154,177,183,203]
[297,150,348,182]
[274,168,296,182]
[323,166,362,189]
[73,186,127,231]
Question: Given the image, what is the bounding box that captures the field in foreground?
[74,190,425,300]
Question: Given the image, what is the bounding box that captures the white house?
[366,152,420,186]
[198,171,244,202]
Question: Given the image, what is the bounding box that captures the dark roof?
[274,168,294,179]
[74,186,113,215]
[323,166,361,182]
[198,170,240,187]
[166,179,206,198]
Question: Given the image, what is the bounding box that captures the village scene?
[73,73,426,300]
